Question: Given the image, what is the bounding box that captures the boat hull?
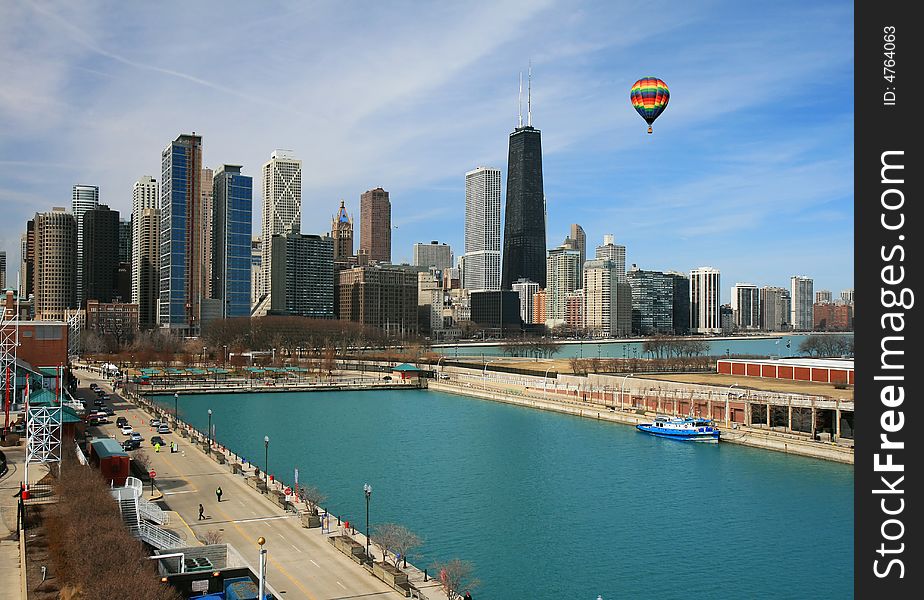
[636,424,721,443]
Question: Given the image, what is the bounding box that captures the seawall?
[428,381,854,464]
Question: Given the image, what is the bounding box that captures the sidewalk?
[0,445,24,600]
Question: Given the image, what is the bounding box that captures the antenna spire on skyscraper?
[527,60,532,126]
[518,72,523,128]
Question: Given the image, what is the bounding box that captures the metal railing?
[139,520,184,550]
[139,497,169,526]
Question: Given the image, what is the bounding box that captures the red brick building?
[0,319,68,368]
[813,302,852,331]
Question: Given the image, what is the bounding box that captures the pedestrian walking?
[198,504,205,520]
[216,486,223,502]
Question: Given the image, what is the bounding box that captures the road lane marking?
[232,514,295,524]
[337,581,345,589]
[309,559,320,568]
[163,490,197,495]
[292,544,303,553]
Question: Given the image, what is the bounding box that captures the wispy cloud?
[0,0,853,296]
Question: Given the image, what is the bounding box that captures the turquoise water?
[155,389,854,599]
[434,333,853,359]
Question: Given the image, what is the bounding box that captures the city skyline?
[0,1,853,299]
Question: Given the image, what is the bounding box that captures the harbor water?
[155,388,853,599]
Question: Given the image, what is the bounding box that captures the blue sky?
[0,0,854,300]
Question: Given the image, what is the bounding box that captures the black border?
[855,0,919,596]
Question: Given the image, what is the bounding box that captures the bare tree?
[371,523,422,568]
[200,529,224,545]
[432,558,479,599]
[300,485,327,515]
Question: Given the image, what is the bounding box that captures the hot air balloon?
[630,77,670,134]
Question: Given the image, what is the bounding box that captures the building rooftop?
[719,357,854,370]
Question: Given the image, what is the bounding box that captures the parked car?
[149,418,161,428]
[121,438,141,451]
[87,415,101,426]
[93,399,104,407]
[150,435,166,447]
[89,383,100,391]
[382,375,392,381]
[438,373,450,380]
[116,416,128,428]
[94,413,110,424]
[120,425,133,436]
[101,406,115,416]
[157,424,171,434]
[130,432,143,442]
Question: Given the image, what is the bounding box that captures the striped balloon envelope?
[630,77,670,133]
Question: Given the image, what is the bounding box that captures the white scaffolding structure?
[66,309,82,358]
[25,366,64,482]
[1,305,18,426]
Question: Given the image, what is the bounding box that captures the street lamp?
[620,373,635,411]
[174,392,179,425]
[725,383,739,426]
[264,436,270,482]
[257,537,267,600]
[207,409,212,454]
[543,366,554,395]
[202,346,207,366]
[363,483,372,560]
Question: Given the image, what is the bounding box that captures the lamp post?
[202,346,207,367]
[363,483,372,560]
[543,366,554,395]
[207,409,212,454]
[257,537,267,600]
[264,435,270,482]
[620,373,634,411]
[174,392,179,425]
[437,356,445,376]
[223,344,228,367]
[725,383,739,426]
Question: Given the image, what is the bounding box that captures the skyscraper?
[359,187,391,263]
[118,219,132,265]
[330,200,354,260]
[627,267,690,335]
[790,275,814,331]
[211,165,253,319]
[545,241,581,325]
[251,236,263,309]
[584,259,632,337]
[21,220,35,298]
[413,241,452,270]
[731,283,760,330]
[462,166,502,291]
[82,204,120,304]
[511,278,539,324]
[159,133,204,333]
[595,235,626,279]
[132,176,158,304]
[501,114,546,289]
[261,150,302,302]
[72,184,99,303]
[136,208,159,328]
[759,286,791,332]
[0,251,5,290]
[338,264,417,337]
[201,167,214,299]
[815,289,833,304]
[33,208,77,320]
[270,233,334,319]
[690,267,721,334]
[569,224,586,286]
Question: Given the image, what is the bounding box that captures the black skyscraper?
[501,125,546,289]
[82,204,120,304]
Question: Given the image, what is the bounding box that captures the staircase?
[113,481,182,550]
